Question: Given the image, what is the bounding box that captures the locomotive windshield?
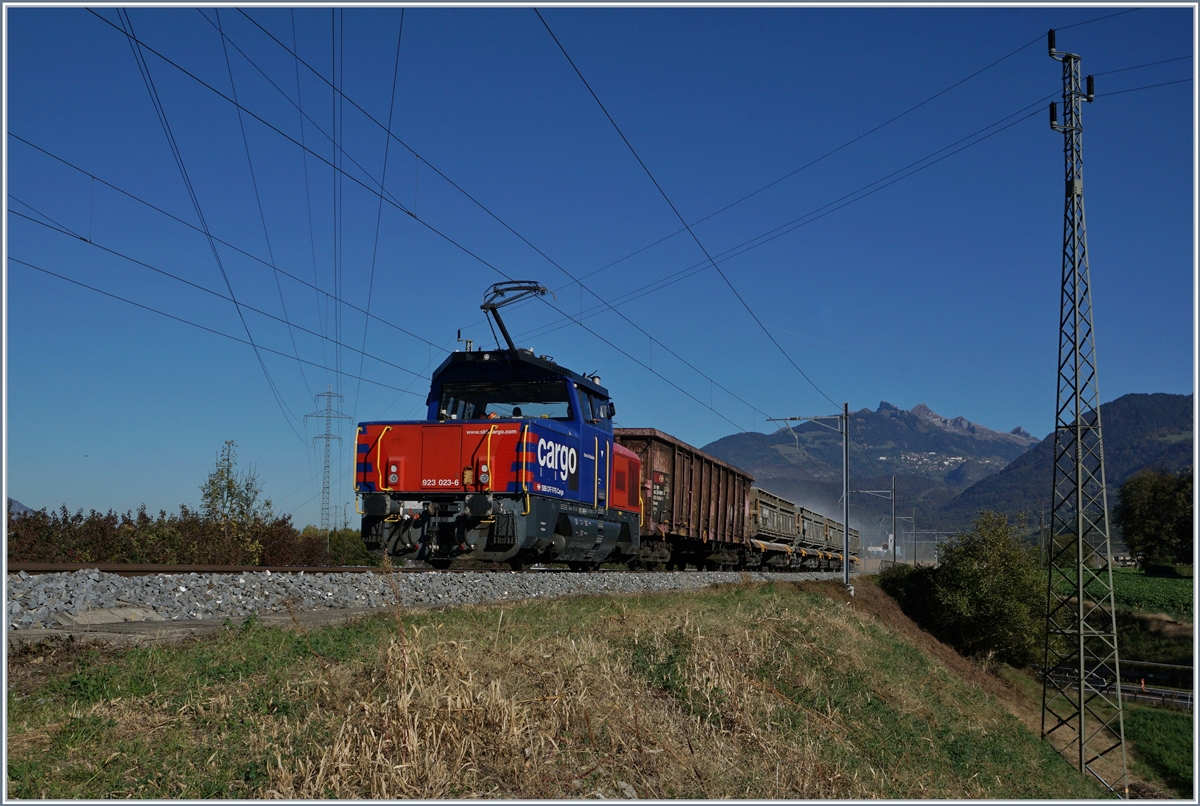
[439,380,572,420]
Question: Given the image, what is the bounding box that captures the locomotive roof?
[428,348,611,398]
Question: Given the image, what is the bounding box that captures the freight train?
[355,282,858,572]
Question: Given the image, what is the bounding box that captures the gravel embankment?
[7,568,850,631]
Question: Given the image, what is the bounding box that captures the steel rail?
[6,562,532,577]
[6,561,852,578]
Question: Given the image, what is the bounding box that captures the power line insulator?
[1086,75,1095,101]
[1050,102,1058,128]
[1048,29,1056,54]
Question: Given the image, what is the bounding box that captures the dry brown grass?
[9,580,1112,799]
[261,603,856,799]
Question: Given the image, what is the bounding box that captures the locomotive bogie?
[361,491,639,568]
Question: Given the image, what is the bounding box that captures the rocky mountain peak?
[911,404,1038,446]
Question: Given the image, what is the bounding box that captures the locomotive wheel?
[428,559,452,569]
[508,559,528,571]
[567,561,599,573]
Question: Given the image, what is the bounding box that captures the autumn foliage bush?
[6,440,359,566]
[6,503,332,566]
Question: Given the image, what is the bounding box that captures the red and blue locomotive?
[355,283,642,570]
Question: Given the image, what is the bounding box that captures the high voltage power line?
[18,13,1188,442]
[352,8,406,427]
[7,257,427,398]
[115,7,307,445]
[523,6,1144,294]
[214,6,315,405]
[82,9,781,432]
[23,8,1187,449]
[535,7,837,408]
[516,93,1056,344]
[6,134,448,356]
[7,208,430,383]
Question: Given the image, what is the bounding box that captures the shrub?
[879,511,1045,666]
[7,504,332,567]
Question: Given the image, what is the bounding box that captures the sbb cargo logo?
[536,437,579,492]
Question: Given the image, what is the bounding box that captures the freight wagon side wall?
[750,487,797,542]
[614,428,752,546]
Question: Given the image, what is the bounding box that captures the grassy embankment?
[998,661,1193,799]
[8,578,1109,799]
[1025,565,1193,796]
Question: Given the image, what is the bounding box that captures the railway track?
[8,562,855,578]
[5,562,543,577]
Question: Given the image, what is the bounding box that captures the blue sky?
[4,5,1194,527]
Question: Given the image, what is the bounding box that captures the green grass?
[1124,706,1194,797]
[8,584,1112,799]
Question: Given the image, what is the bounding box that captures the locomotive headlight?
[480,464,489,473]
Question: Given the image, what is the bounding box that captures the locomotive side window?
[577,392,594,423]
[440,381,572,420]
[585,393,613,430]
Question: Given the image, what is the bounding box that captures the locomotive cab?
[357,346,642,569]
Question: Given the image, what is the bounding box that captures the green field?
[1052,567,1193,621]
[1124,706,1194,796]
[7,581,1110,800]
[1109,568,1193,621]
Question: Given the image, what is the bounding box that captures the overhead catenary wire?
[535,8,837,408]
[85,11,774,432]
[8,257,427,398]
[226,10,775,424]
[114,7,308,445]
[352,8,406,427]
[6,133,448,357]
[213,7,315,403]
[8,207,430,383]
[15,62,1180,420]
[56,7,1180,441]
[116,7,1167,438]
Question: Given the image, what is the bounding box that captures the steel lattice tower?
[1041,30,1127,797]
[306,386,349,535]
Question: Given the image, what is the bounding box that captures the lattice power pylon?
[1041,30,1127,797]
[306,386,350,536]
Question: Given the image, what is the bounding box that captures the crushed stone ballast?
[7,568,850,631]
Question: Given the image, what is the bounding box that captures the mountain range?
[701,393,1193,547]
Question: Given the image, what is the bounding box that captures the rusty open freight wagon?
[614,428,753,569]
